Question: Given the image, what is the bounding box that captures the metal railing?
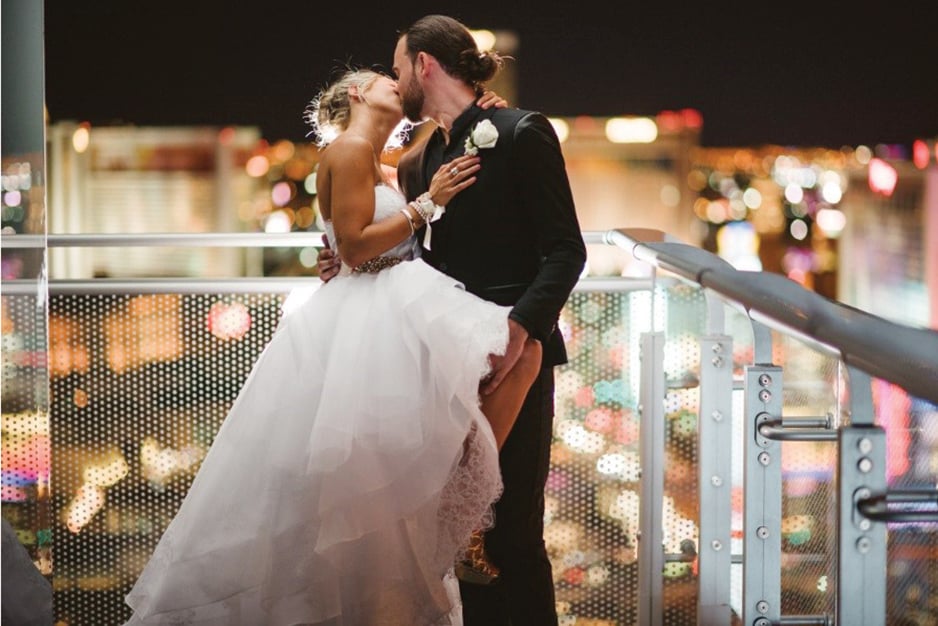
[602,228,938,405]
[2,228,937,625]
[605,227,938,626]
[1,231,648,295]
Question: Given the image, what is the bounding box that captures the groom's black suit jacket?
[398,104,586,367]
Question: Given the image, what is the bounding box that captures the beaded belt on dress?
[352,256,404,274]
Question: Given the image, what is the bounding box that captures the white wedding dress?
[124,184,508,625]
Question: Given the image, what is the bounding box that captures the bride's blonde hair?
[304,69,382,147]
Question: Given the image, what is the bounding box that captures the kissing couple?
[124,14,585,626]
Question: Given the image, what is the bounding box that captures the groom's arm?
[508,113,587,343]
[481,112,584,394]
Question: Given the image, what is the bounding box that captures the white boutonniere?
[464,119,499,155]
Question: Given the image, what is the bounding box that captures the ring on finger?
[449,166,460,177]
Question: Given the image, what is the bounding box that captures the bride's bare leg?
[480,338,543,450]
[458,338,543,585]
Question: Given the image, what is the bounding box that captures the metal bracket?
[757,414,837,442]
[856,489,938,523]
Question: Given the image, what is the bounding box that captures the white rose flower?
[464,119,499,155]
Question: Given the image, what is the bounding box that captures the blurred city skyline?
[43,1,938,149]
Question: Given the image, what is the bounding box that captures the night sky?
[42,1,938,149]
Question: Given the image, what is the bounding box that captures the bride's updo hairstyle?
[304,69,381,147]
[400,15,505,92]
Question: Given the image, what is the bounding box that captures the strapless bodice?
[322,185,418,274]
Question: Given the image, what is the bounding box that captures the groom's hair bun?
[456,49,503,86]
[304,69,380,147]
[401,15,505,91]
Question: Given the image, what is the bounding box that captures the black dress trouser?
[460,366,558,626]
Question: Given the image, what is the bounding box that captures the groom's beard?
[401,78,425,123]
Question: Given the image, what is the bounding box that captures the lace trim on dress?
[432,300,509,572]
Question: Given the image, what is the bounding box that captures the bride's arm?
[325,138,481,268]
[324,138,419,268]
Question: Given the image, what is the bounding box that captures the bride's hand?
[427,154,481,206]
[477,90,509,109]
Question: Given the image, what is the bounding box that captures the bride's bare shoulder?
[320,134,372,165]
[316,135,375,197]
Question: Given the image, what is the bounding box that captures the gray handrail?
[3,230,617,248]
[608,228,938,405]
[2,232,328,248]
[1,276,653,296]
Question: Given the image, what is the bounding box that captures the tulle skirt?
[124,259,509,625]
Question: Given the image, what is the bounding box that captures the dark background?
[43,0,938,148]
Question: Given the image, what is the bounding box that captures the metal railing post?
[836,366,887,625]
[743,322,782,626]
[638,331,666,626]
[697,290,733,625]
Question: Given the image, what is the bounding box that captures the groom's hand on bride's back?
[317,234,342,283]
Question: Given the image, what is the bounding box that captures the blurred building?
[42,119,938,330]
[839,147,938,328]
[687,140,938,329]
[546,111,703,277]
[46,123,266,279]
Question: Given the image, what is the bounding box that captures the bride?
[123,69,542,625]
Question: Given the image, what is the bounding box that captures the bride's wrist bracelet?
[410,192,443,223]
[400,206,422,233]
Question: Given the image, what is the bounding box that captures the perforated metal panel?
[874,378,938,623]
[660,284,706,626]
[773,332,839,619]
[2,284,932,625]
[553,290,643,625]
[1,292,52,583]
[551,284,706,625]
[47,293,284,626]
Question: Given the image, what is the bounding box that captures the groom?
[321,14,586,625]
[394,17,586,625]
